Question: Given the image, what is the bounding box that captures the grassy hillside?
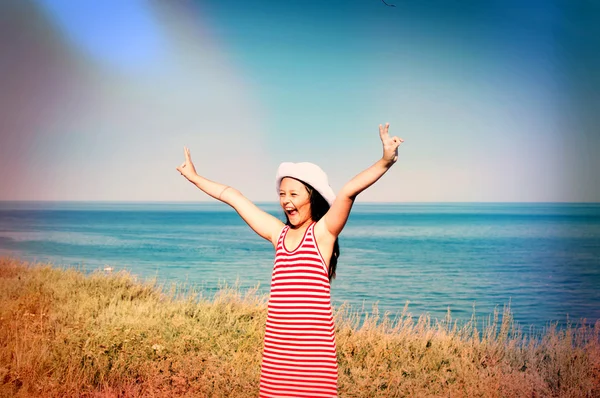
[1,257,598,397]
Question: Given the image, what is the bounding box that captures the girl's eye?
[291,193,297,197]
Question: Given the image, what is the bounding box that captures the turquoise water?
[1,201,599,330]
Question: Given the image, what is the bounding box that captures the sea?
[1,201,599,331]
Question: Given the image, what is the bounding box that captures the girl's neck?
[289,218,313,231]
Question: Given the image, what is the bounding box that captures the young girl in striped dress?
[177,123,403,397]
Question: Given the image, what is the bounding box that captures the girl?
[177,123,403,397]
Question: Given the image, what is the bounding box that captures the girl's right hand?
[176,146,198,180]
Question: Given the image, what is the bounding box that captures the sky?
[0,0,598,202]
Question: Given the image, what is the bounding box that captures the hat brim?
[276,162,336,206]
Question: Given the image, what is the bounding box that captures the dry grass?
[0,256,598,397]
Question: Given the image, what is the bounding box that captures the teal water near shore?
[1,201,599,330]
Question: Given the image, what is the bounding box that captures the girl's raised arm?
[177,147,284,247]
[319,123,403,238]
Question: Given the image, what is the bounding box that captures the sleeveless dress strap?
[277,224,289,242]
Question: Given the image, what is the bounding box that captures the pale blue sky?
[0,0,598,202]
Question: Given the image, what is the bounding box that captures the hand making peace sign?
[379,123,404,164]
[176,146,198,181]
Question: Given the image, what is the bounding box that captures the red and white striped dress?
[259,222,338,397]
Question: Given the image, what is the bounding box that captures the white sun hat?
[276,162,336,206]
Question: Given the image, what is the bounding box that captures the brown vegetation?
[1,257,598,397]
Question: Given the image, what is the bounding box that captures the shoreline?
[1,201,598,332]
[2,250,597,333]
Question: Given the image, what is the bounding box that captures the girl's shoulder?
[313,219,336,246]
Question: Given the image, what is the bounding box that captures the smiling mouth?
[285,209,298,216]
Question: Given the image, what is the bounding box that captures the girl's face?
[279,177,312,227]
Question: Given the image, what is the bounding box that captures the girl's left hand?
[379,123,404,164]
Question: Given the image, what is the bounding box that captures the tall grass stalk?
[1,257,598,397]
